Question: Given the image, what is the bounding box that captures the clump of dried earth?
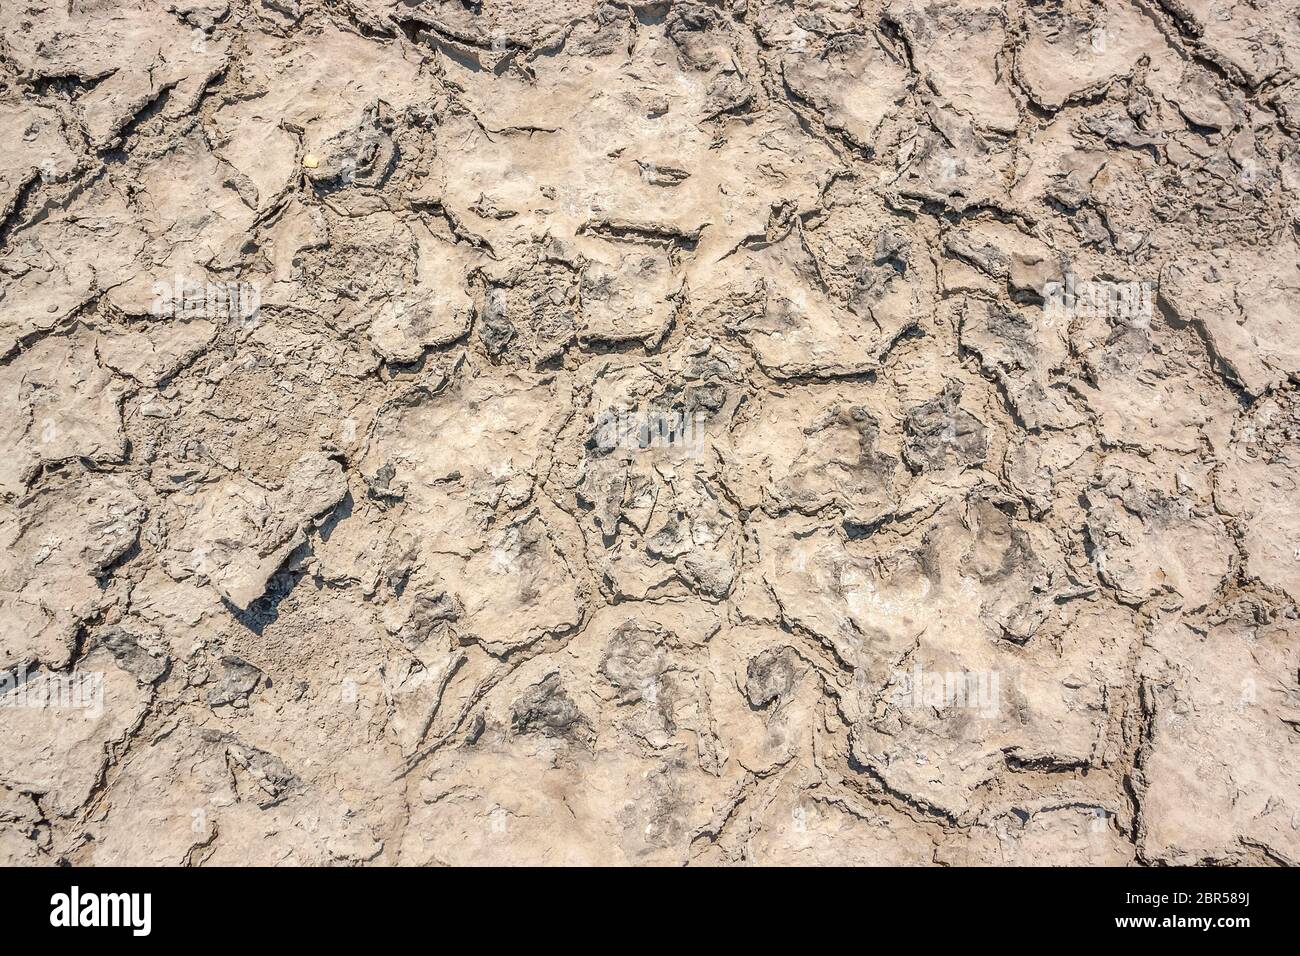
[1,0,1298,866]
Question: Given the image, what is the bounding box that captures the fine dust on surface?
[1,0,1298,866]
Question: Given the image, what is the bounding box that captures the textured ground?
[1,0,1299,866]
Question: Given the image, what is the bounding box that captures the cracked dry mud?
[1,0,1299,868]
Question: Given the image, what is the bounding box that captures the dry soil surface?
[1,0,1299,866]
